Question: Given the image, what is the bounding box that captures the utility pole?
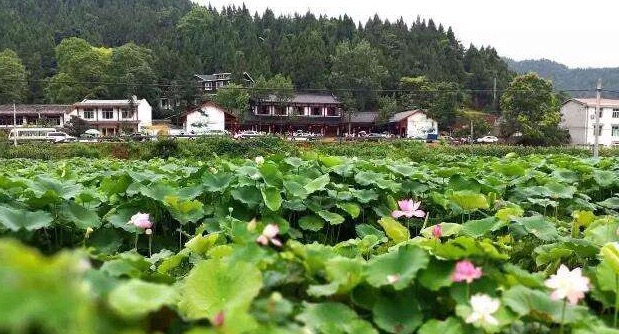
[12,102,17,147]
[470,119,474,143]
[593,79,601,158]
[492,76,497,110]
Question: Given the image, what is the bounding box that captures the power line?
[2,77,616,96]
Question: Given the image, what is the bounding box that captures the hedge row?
[0,137,612,161]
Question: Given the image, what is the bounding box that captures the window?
[84,111,94,119]
[599,108,604,118]
[613,125,619,137]
[310,107,322,116]
[274,106,287,115]
[294,106,305,115]
[613,109,619,118]
[121,110,133,119]
[326,107,339,116]
[594,124,603,136]
[102,110,114,119]
[257,105,270,115]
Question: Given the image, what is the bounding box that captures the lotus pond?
[2,152,619,333]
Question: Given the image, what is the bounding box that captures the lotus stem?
[614,274,619,327]
[559,299,566,334]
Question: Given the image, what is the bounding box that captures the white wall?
[560,101,588,144]
[184,105,226,133]
[137,99,152,132]
[406,113,438,138]
[561,100,619,146]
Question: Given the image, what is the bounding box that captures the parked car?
[127,133,150,142]
[233,130,265,139]
[199,129,231,137]
[365,133,389,141]
[46,131,76,143]
[476,135,499,143]
[288,130,313,141]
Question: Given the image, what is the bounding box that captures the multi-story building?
[0,104,70,128]
[195,73,232,93]
[560,98,619,146]
[68,97,152,136]
[246,93,342,136]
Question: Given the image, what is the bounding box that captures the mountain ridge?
[505,58,619,98]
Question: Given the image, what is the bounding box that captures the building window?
[121,110,133,119]
[326,107,339,116]
[310,107,322,116]
[594,125,603,136]
[613,125,619,137]
[274,106,287,115]
[599,108,604,118]
[257,105,270,115]
[613,109,619,118]
[294,106,304,115]
[83,111,94,119]
[102,110,114,119]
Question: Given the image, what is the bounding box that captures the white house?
[390,110,438,138]
[181,101,238,134]
[68,96,152,136]
[560,98,619,146]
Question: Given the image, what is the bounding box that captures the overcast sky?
[193,0,619,69]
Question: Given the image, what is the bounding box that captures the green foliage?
[211,83,250,119]
[500,73,566,145]
[108,279,176,318]
[0,49,27,103]
[329,40,388,111]
[2,152,619,332]
[400,76,464,129]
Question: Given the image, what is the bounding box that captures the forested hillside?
[0,0,513,117]
[506,58,619,98]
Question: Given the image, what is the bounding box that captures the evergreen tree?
[0,49,28,103]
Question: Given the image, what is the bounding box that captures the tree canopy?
[500,73,567,145]
[0,0,517,126]
[0,49,27,103]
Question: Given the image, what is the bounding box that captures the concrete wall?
[406,113,438,138]
[561,100,619,146]
[184,105,226,133]
[560,100,588,144]
[137,99,152,132]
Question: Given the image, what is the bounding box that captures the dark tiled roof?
[0,104,70,115]
[347,112,378,123]
[195,73,232,82]
[389,110,423,122]
[260,93,340,104]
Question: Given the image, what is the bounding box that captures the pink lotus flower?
[128,212,152,229]
[256,224,282,247]
[452,260,483,283]
[212,311,225,327]
[544,264,590,305]
[432,224,442,239]
[391,199,425,219]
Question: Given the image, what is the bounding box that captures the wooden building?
[245,93,343,136]
[0,104,70,128]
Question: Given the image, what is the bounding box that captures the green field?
[1,152,619,333]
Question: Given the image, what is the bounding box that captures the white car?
[476,135,499,143]
[46,131,76,143]
[233,130,265,139]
